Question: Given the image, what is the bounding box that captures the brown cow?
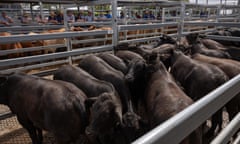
[0,72,88,144]
[20,32,43,56]
[41,28,66,54]
[0,32,23,59]
[145,60,202,144]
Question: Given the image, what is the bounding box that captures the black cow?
[78,55,143,143]
[132,46,152,59]
[97,53,128,74]
[207,29,232,46]
[170,50,229,138]
[186,33,231,59]
[159,34,177,44]
[200,38,225,50]
[85,92,124,144]
[54,65,126,144]
[152,44,176,69]
[192,53,240,121]
[0,72,88,144]
[85,92,145,144]
[144,60,202,144]
[54,65,114,98]
[200,38,240,61]
[115,50,146,108]
[134,43,176,68]
[78,55,130,113]
[115,50,144,65]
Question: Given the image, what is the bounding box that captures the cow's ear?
[122,59,130,65]
[85,97,98,110]
[145,52,158,65]
[169,48,174,56]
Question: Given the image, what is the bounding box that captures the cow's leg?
[17,116,41,144]
[206,109,222,138]
[36,128,43,144]
[226,97,240,139]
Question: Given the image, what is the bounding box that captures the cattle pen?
[1,0,240,144]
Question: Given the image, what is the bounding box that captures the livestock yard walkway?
[0,105,56,144]
[0,104,231,144]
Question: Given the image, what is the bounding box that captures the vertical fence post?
[161,8,165,34]
[39,1,43,20]
[238,4,240,22]
[122,7,127,41]
[177,2,185,41]
[64,7,72,65]
[216,4,221,23]
[112,0,118,52]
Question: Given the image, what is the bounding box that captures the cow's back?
[97,53,128,74]
[54,65,114,97]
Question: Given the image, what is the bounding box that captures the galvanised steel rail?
[72,38,112,45]
[182,29,216,36]
[0,59,68,74]
[119,22,178,31]
[0,44,65,56]
[69,21,112,27]
[0,25,64,32]
[0,45,113,68]
[132,74,240,144]
[211,112,240,144]
[0,30,113,44]
[119,33,177,44]
[206,35,240,42]
[184,22,240,28]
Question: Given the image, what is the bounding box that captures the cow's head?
[122,112,141,129]
[122,112,150,142]
[185,33,199,45]
[85,92,122,141]
[159,34,176,45]
[176,44,191,55]
[125,58,146,83]
[168,49,184,66]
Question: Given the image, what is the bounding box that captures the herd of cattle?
[0,28,240,144]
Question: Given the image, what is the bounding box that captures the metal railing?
[132,74,240,144]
